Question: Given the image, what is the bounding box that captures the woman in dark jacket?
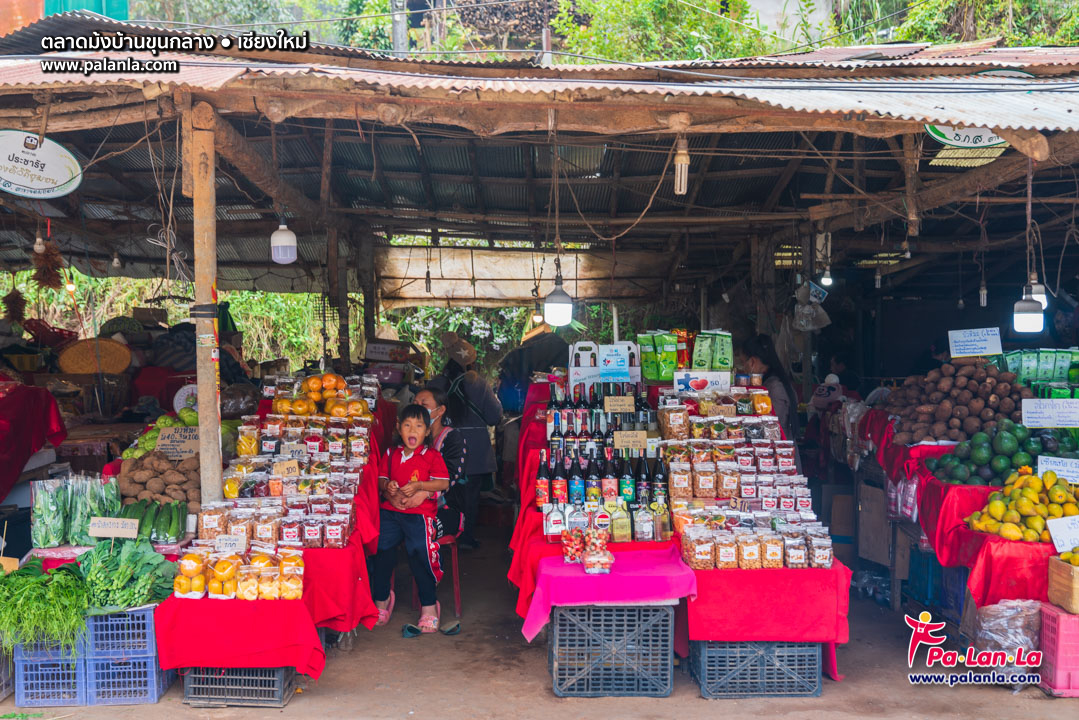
[414,387,467,538]
[743,333,802,471]
[428,332,503,549]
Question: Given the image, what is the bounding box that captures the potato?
[916,412,933,424]
[912,430,928,443]
[1000,397,1016,414]
[162,470,187,486]
[949,388,962,399]
[931,421,948,437]
[998,372,1017,384]
[995,383,1011,398]
[947,428,961,441]
[183,470,200,485]
[912,422,930,432]
[151,457,174,474]
[177,457,199,473]
[137,490,153,501]
[941,363,956,377]
[962,416,981,434]
[968,397,985,414]
[146,478,165,494]
[915,404,936,415]
[980,408,996,421]
[181,479,199,491]
[186,487,201,503]
[165,486,186,501]
[122,497,137,506]
[988,394,1001,410]
[154,494,172,505]
[987,364,999,378]
[131,469,153,484]
[937,377,955,393]
[957,365,976,378]
[957,390,974,406]
[1019,387,1035,399]
[187,501,202,514]
[926,368,942,383]
[953,405,970,420]
[984,377,997,388]
[978,383,993,400]
[928,392,945,404]
[922,382,936,395]
[954,375,969,389]
[972,368,987,382]
[948,418,961,429]
[117,479,142,498]
[903,376,920,386]
[952,357,977,366]
[120,458,139,476]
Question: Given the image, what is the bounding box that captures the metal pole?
[391,0,408,57]
[337,231,351,373]
[541,0,552,65]
[190,102,223,503]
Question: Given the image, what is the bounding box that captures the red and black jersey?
[379,446,449,517]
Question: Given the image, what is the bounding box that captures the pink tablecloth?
[521,545,698,641]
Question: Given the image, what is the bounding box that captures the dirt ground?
[6,527,1076,719]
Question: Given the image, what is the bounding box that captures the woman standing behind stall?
[743,334,801,470]
[414,387,467,538]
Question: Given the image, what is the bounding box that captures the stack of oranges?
[270,373,371,419]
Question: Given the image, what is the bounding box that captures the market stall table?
[917,474,993,568]
[0,383,66,502]
[521,544,697,641]
[963,530,1057,606]
[676,561,853,682]
[154,596,326,679]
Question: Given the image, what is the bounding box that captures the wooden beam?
[189,101,223,504]
[320,119,335,220]
[822,133,844,196]
[202,106,350,234]
[360,234,377,344]
[852,134,866,232]
[466,140,491,246]
[997,128,1049,162]
[763,132,816,212]
[338,205,806,226]
[609,146,623,218]
[0,97,175,132]
[902,134,920,236]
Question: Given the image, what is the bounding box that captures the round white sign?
[0,129,82,199]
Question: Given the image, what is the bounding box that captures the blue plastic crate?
[906,547,942,607]
[182,667,296,708]
[13,637,85,663]
[939,565,969,623]
[549,605,674,698]
[85,608,157,659]
[86,656,174,705]
[689,641,822,698]
[0,655,12,702]
[14,657,85,707]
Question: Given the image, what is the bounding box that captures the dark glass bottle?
[568,452,586,505]
[535,449,550,508]
[619,449,635,504]
[635,449,651,507]
[549,412,563,461]
[651,447,668,507]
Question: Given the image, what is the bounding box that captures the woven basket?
[1048,556,1079,614]
[58,338,132,375]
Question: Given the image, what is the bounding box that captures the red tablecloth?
[521,545,697,641]
[154,596,326,678]
[676,561,852,681]
[0,384,66,502]
[964,531,1056,606]
[917,475,993,568]
[373,400,396,452]
[509,445,544,555]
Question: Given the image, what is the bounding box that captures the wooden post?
[190,102,223,503]
[360,234,377,350]
[336,231,350,372]
[902,134,920,237]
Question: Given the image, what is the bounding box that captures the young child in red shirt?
[372,404,450,632]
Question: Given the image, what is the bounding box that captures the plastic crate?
[85,608,157,659]
[1040,602,1079,698]
[939,566,969,624]
[182,666,296,708]
[13,637,85,662]
[906,547,942,608]
[86,656,175,705]
[0,655,12,702]
[549,605,673,698]
[14,658,85,707]
[689,641,821,698]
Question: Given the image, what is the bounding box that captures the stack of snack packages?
[180,373,379,600]
[658,388,832,571]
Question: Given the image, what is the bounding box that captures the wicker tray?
[59,339,132,375]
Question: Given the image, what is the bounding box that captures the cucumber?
[168,502,183,543]
[153,504,171,542]
[139,504,157,539]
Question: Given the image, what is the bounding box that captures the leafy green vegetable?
[78,539,176,613]
[67,476,121,546]
[30,478,67,548]
[0,559,88,656]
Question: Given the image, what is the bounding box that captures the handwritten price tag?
[88,516,139,539]
[613,431,647,451]
[273,459,300,477]
[729,498,752,513]
[214,534,246,553]
[604,396,636,413]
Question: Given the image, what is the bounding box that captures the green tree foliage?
[552,0,776,62]
[130,0,295,27]
[894,0,1079,45]
[337,0,477,53]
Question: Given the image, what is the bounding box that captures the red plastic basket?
[1040,602,1079,697]
[22,319,78,350]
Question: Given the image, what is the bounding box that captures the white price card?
[1037,456,1079,483]
[1047,516,1079,553]
[948,328,1002,358]
[1022,399,1079,429]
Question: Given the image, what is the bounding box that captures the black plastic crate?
[86,656,175,705]
[84,608,157,659]
[689,641,821,698]
[182,666,296,708]
[549,605,673,698]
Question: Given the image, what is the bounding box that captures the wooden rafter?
[466,140,492,246]
[763,132,816,212]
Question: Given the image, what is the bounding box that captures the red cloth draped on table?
[509,442,544,555]
[676,560,852,682]
[303,535,378,632]
[964,531,1056,606]
[373,400,397,452]
[0,384,66,502]
[917,474,993,568]
[521,545,697,641]
[154,597,326,678]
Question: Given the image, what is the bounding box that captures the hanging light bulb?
[722,292,730,303]
[111,252,121,270]
[531,301,544,324]
[979,281,988,308]
[543,258,573,327]
[65,279,76,293]
[874,267,881,289]
[957,297,965,310]
[901,239,911,259]
[673,136,690,196]
[33,232,45,254]
[820,266,833,287]
[425,269,432,293]
[270,216,297,264]
[1013,285,1044,333]
[1028,271,1047,309]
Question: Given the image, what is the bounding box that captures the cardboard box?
[364,339,425,367]
[133,307,167,327]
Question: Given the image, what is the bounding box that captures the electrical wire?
[670,0,794,45]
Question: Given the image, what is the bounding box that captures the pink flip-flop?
[418,601,441,634]
[375,590,396,627]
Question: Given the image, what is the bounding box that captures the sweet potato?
[955,375,969,389]
[1011,410,1024,423]
[1020,387,1035,399]
[187,501,202,514]
[915,404,936,415]
[956,389,973,406]
[122,497,137,506]
[998,372,1017,384]
[935,401,954,422]
[132,469,154,484]
[987,364,999,378]
[120,458,138,476]
[949,388,962,399]
[953,405,970,420]
[184,470,200,485]
[947,428,961,441]
[916,413,933,424]
[952,357,978,366]
[957,365,976,378]
[999,397,1016,414]
[982,421,997,434]
[968,397,985,414]
[948,418,961,429]
[937,377,955,393]
[980,408,996,421]
[177,457,199,473]
[941,363,957,377]
[910,430,927,444]
[962,416,981,435]
[186,487,201,503]
[931,421,948,437]
[988,394,1001,410]
[153,494,172,505]
[162,470,187,486]
[137,490,154,501]
[927,368,942,383]
[995,383,1011,398]
[117,478,141,498]
[165,486,186,501]
[146,478,165,494]
[973,368,988,382]
[978,383,993,399]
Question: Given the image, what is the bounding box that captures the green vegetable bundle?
[78,539,176,613]
[0,558,88,656]
[30,478,67,549]
[67,476,121,547]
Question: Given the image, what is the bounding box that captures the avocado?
[970,432,991,447]
[950,464,971,482]
[990,454,1012,475]
[1022,437,1043,456]
[971,446,993,466]
[1013,425,1031,444]
[999,418,1017,435]
[1011,451,1034,469]
[955,441,972,460]
[925,457,940,472]
[993,431,1019,456]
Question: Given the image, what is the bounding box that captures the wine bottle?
[600,447,618,502]
[552,455,568,504]
[651,447,668,507]
[549,412,564,461]
[585,450,601,503]
[619,449,635,504]
[535,449,550,508]
[568,452,585,505]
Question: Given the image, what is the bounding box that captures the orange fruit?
[222,578,237,597]
[213,558,238,581]
[291,399,312,416]
[250,554,276,569]
[307,390,323,403]
[322,373,337,390]
[179,553,204,578]
[208,578,223,595]
[190,574,206,593]
[173,575,191,594]
[305,376,323,392]
[280,555,305,569]
[273,398,292,415]
[347,401,364,416]
[330,403,348,418]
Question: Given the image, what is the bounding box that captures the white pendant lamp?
[270,218,297,264]
[1013,285,1044,333]
[544,259,573,327]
